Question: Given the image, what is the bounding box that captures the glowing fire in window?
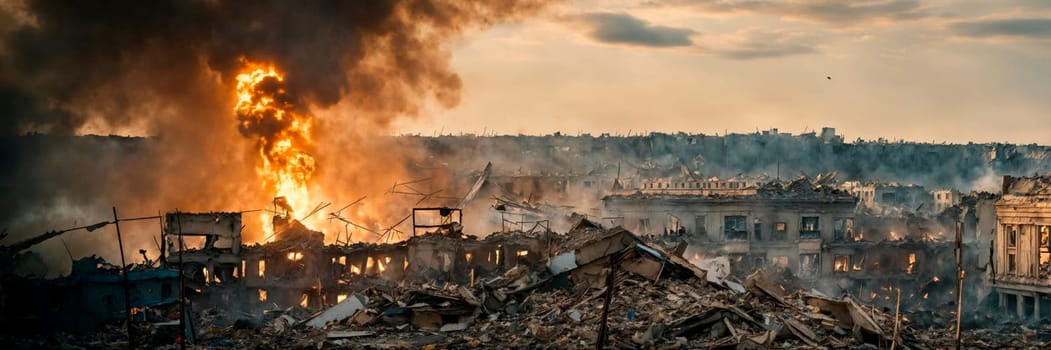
[906,253,916,274]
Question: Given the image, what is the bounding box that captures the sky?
[392,0,1051,144]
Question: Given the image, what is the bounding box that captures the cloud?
[572,12,695,47]
[713,29,819,59]
[654,0,928,25]
[949,18,1051,39]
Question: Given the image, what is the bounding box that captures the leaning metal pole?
[176,210,188,349]
[112,207,134,349]
[597,249,627,350]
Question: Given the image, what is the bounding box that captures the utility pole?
[112,207,134,349]
[176,210,188,350]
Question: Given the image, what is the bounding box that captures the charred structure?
[0,132,1048,348]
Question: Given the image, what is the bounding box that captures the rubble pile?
[178,223,1046,349]
[4,221,1050,349]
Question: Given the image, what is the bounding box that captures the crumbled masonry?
[1,157,1049,348]
[2,218,1048,349]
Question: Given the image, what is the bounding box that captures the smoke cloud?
[0,0,554,275]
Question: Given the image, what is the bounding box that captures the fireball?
[235,61,317,239]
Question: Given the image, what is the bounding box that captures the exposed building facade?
[931,189,962,213]
[992,175,1051,319]
[603,178,857,283]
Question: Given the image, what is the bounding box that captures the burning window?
[906,252,916,274]
[724,215,748,240]
[376,258,387,273]
[258,260,266,278]
[772,222,787,240]
[516,250,529,257]
[1040,226,1049,276]
[833,255,851,273]
[799,254,819,277]
[834,218,854,241]
[287,251,303,262]
[772,255,788,268]
[800,216,820,239]
[258,289,267,302]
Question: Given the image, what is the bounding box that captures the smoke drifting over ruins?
[0,1,1049,348]
[0,0,554,257]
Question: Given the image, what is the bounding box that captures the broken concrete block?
[304,294,368,328]
[439,322,469,332]
[327,330,375,339]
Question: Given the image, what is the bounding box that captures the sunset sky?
[394,0,1051,144]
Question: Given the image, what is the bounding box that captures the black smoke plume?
[0,0,553,274]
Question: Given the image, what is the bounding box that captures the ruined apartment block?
[163,209,549,310]
[993,175,1051,319]
[603,176,856,283]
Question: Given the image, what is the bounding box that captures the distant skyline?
[392,0,1051,145]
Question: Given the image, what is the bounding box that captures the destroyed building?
[602,174,1005,312]
[161,208,552,312]
[2,132,1050,348]
[1,255,178,333]
[993,175,1051,319]
[603,176,857,283]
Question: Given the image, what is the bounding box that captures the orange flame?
[235,61,317,238]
